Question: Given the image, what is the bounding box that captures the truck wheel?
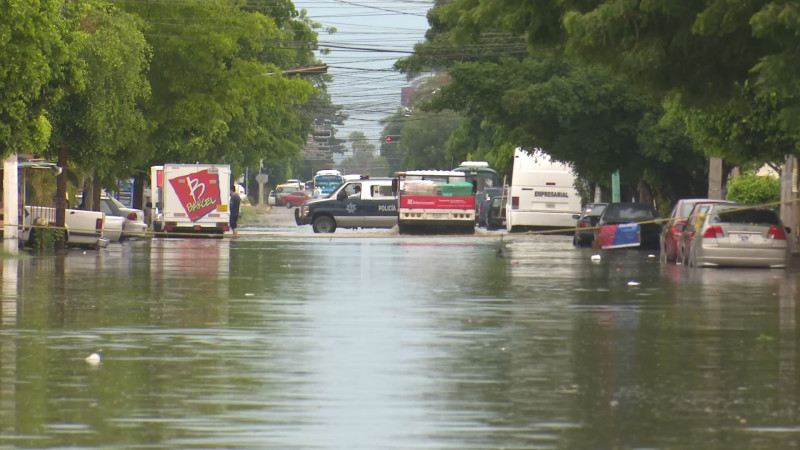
[312,216,336,233]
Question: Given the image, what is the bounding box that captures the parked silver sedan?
[99,196,148,239]
[687,204,790,269]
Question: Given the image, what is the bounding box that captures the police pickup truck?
[294,177,397,233]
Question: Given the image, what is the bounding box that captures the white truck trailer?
[156,163,232,235]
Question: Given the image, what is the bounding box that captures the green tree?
[379,111,406,174]
[340,131,390,177]
[378,74,466,171]
[48,0,151,198]
[117,0,316,174]
[401,109,462,170]
[0,0,69,155]
[425,57,706,202]
[430,0,800,163]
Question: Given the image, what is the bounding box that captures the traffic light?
[386,135,400,142]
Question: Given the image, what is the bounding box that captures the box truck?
[156,164,232,235]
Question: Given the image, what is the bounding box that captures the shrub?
[726,173,780,206]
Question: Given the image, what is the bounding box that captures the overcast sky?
[293,0,433,145]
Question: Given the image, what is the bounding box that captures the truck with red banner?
[155,163,232,235]
[393,169,476,234]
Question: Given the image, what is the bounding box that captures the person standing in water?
[230,186,241,235]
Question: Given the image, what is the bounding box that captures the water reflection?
[0,235,797,448]
[2,257,18,325]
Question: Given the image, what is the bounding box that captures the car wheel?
[312,216,336,233]
[286,201,293,209]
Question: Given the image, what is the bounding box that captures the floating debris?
[85,352,101,365]
[627,281,640,287]
[590,254,601,262]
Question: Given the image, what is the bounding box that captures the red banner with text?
[400,196,474,210]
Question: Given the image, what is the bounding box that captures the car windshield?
[108,197,128,209]
[99,200,118,216]
[711,207,780,226]
[585,204,607,217]
[680,202,700,217]
[602,204,655,222]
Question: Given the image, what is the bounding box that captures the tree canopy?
[0,0,70,154]
[2,0,334,198]
[392,0,798,206]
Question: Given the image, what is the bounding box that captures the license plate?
[731,233,760,243]
[430,213,447,219]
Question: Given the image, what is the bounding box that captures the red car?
[282,190,313,208]
[659,199,733,262]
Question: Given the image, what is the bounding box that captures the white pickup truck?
[21,206,107,248]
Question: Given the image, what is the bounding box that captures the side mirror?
[786,227,792,234]
[146,201,152,208]
[391,179,398,194]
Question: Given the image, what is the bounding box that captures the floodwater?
[1,208,799,449]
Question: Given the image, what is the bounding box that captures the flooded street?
[1,207,799,448]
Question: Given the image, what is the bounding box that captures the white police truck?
[294,177,397,233]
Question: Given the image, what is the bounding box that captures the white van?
[506,148,581,232]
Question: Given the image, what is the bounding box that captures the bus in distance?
[314,169,344,197]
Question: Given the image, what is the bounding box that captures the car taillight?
[95,218,103,231]
[767,227,786,240]
[511,197,519,210]
[127,212,137,221]
[578,222,586,228]
[702,226,723,238]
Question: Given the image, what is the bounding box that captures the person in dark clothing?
[230,186,241,235]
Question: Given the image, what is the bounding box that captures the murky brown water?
[1,211,799,448]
